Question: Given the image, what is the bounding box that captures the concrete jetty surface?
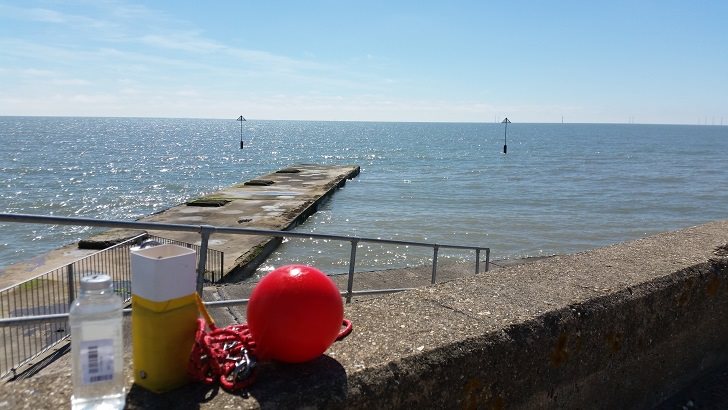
[85,163,360,280]
[0,164,360,287]
[3,220,728,408]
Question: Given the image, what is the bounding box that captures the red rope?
[188,318,258,391]
[337,319,353,341]
[189,318,353,391]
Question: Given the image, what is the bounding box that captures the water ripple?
[1,118,727,274]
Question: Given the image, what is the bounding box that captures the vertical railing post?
[66,264,75,306]
[219,252,224,283]
[475,248,481,275]
[485,248,490,272]
[431,245,439,284]
[345,239,359,304]
[196,226,213,295]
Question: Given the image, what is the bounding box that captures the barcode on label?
[88,345,99,374]
[80,339,114,385]
[90,374,113,382]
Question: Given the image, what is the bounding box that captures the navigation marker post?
[237,115,246,149]
[502,117,511,154]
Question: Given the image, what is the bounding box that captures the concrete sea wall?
[330,221,728,409]
[343,259,728,409]
[2,221,727,409]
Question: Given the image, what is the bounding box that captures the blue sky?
[1,1,726,124]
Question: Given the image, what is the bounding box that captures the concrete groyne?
[0,164,360,287]
[3,220,727,408]
[85,163,360,281]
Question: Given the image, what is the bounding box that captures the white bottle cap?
[80,274,112,291]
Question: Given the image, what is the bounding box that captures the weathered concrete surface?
[207,258,537,326]
[84,163,360,280]
[0,164,360,288]
[2,221,728,409]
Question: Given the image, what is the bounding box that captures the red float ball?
[247,264,344,363]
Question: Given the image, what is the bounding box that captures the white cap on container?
[131,244,197,302]
[80,274,113,291]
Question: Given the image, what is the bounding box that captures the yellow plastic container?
[131,244,198,393]
[131,293,198,392]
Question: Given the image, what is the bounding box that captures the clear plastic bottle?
[70,274,125,410]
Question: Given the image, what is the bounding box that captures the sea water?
[1,117,727,276]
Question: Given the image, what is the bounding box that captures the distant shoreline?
[2,115,725,127]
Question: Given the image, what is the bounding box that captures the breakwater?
[0,164,360,287]
[103,163,360,280]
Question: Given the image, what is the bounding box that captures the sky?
[0,1,726,124]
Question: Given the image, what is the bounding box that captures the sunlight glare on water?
[1,117,727,276]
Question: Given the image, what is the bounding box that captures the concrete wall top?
[2,220,728,409]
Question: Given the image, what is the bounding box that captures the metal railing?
[0,234,140,380]
[0,212,490,380]
[0,231,222,380]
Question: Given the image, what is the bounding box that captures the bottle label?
[80,339,115,384]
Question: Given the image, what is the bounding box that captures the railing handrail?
[1,212,490,293]
[0,233,223,294]
[0,212,490,379]
[0,288,417,327]
[0,213,489,252]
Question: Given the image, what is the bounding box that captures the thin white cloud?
[105,2,156,19]
[0,2,411,119]
[0,67,89,87]
[51,78,91,86]
[94,47,198,68]
[25,8,67,23]
[0,84,582,123]
[139,33,225,53]
[67,93,117,104]
[226,48,326,70]
[0,39,93,62]
[119,87,143,95]
[137,31,332,73]
[175,90,199,97]
[0,2,392,94]
[20,68,56,77]
[0,4,112,29]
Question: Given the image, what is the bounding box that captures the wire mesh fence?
[0,213,487,381]
[0,233,223,380]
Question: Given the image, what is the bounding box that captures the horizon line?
[0,114,725,127]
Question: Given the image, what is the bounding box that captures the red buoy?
[247,265,344,363]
